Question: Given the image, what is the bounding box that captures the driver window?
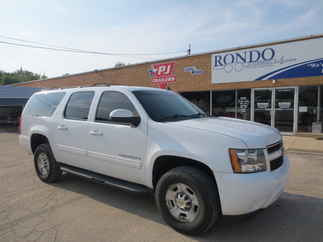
[95,91,137,123]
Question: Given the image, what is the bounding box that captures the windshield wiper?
[159,113,206,122]
[188,112,207,118]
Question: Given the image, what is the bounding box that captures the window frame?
[94,90,139,126]
[63,91,95,121]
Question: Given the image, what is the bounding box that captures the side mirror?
[109,109,141,127]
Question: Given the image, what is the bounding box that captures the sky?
[0,0,322,78]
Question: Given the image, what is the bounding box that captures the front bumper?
[215,156,289,215]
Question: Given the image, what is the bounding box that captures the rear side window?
[95,91,136,123]
[25,92,65,117]
[64,91,94,120]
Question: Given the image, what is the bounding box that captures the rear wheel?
[155,166,221,235]
[34,143,62,183]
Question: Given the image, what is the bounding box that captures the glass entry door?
[253,89,273,127]
[252,87,297,133]
[275,88,296,132]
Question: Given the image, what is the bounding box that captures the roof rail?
[44,84,114,90]
[90,83,111,87]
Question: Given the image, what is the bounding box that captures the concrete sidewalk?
[283,135,323,153]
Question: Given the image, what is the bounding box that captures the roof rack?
[46,84,122,90]
[90,83,111,87]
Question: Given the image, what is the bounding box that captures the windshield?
[132,90,207,122]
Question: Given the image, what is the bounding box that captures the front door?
[86,90,147,185]
[252,87,297,133]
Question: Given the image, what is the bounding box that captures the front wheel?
[155,166,221,235]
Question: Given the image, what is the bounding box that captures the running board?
[60,164,151,194]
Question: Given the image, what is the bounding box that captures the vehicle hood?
[171,117,282,148]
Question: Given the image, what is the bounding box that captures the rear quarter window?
[24,92,65,117]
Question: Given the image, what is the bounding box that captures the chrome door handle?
[57,125,68,131]
[89,130,103,136]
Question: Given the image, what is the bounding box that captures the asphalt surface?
[0,131,323,242]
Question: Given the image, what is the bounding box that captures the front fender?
[144,121,246,188]
[145,149,214,188]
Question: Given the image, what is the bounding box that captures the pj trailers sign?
[211,37,323,84]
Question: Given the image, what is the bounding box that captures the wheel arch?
[152,155,217,189]
[30,133,50,154]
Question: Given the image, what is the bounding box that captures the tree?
[0,68,47,85]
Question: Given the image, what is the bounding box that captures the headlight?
[229,148,266,173]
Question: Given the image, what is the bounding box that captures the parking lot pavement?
[0,132,323,242]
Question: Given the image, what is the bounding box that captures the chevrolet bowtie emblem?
[184,66,204,75]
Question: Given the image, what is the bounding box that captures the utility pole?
[187,43,191,56]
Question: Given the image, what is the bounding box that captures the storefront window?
[0,106,23,125]
[212,90,236,117]
[237,89,251,120]
[181,91,210,115]
[298,86,318,132]
[320,86,323,132]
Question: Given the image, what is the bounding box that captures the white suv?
[19,86,289,235]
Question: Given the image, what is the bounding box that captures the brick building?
[15,34,323,134]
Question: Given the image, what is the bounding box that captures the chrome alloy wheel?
[37,153,50,178]
[165,183,200,223]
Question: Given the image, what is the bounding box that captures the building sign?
[148,62,176,87]
[299,106,308,113]
[212,37,323,84]
[184,66,204,75]
[278,102,291,109]
[238,96,249,113]
[257,103,269,109]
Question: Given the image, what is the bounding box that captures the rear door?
[86,90,147,184]
[53,91,95,168]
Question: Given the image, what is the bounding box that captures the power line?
[0,40,185,56]
[0,40,92,54]
[0,34,85,52]
[0,34,186,56]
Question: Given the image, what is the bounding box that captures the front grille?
[270,156,283,171]
[267,141,282,154]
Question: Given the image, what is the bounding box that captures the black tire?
[155,166,221,235]
[34,143,62,183]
